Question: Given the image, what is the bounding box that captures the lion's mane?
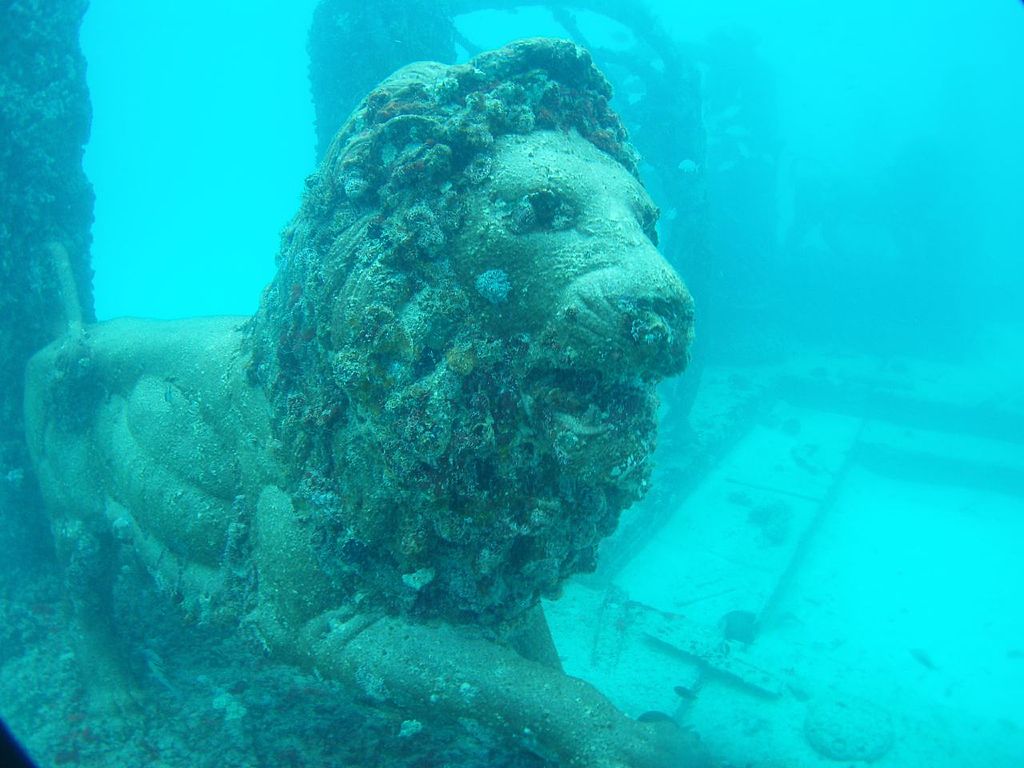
[247,39,679,625]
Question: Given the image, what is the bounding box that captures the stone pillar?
[0,0,94,566]
[307,0,456,160]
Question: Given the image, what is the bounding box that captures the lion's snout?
[549,246,694,378]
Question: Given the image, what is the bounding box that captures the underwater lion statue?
[25,39,699,767]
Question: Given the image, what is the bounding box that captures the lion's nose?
[617,291,693,377]
[615,258,694,377]
[546,246,694,377]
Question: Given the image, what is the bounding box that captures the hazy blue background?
[82,0,318,319]
[82,1,1023,334]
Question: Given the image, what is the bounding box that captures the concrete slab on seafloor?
[546,348,1024,767]
[547,401,865,717]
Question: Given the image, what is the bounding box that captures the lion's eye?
[527,190,561,227]
[510,189,576,233]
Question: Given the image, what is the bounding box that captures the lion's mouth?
[525,366,655,442]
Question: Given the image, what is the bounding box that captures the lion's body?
[23,39,703,767]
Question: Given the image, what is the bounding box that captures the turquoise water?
[2,2,1022,767]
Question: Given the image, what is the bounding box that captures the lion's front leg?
[303,613,712,768]
[47,510,145,716]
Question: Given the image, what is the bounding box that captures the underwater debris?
[720,609,759,644]
[746,499,792,547]
[804,695,895,763]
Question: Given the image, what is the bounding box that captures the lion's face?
[453,130,693,485]
[251,74,694,625]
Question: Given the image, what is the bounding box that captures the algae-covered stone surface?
[23,39,698,767]
[0,0,94,578]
